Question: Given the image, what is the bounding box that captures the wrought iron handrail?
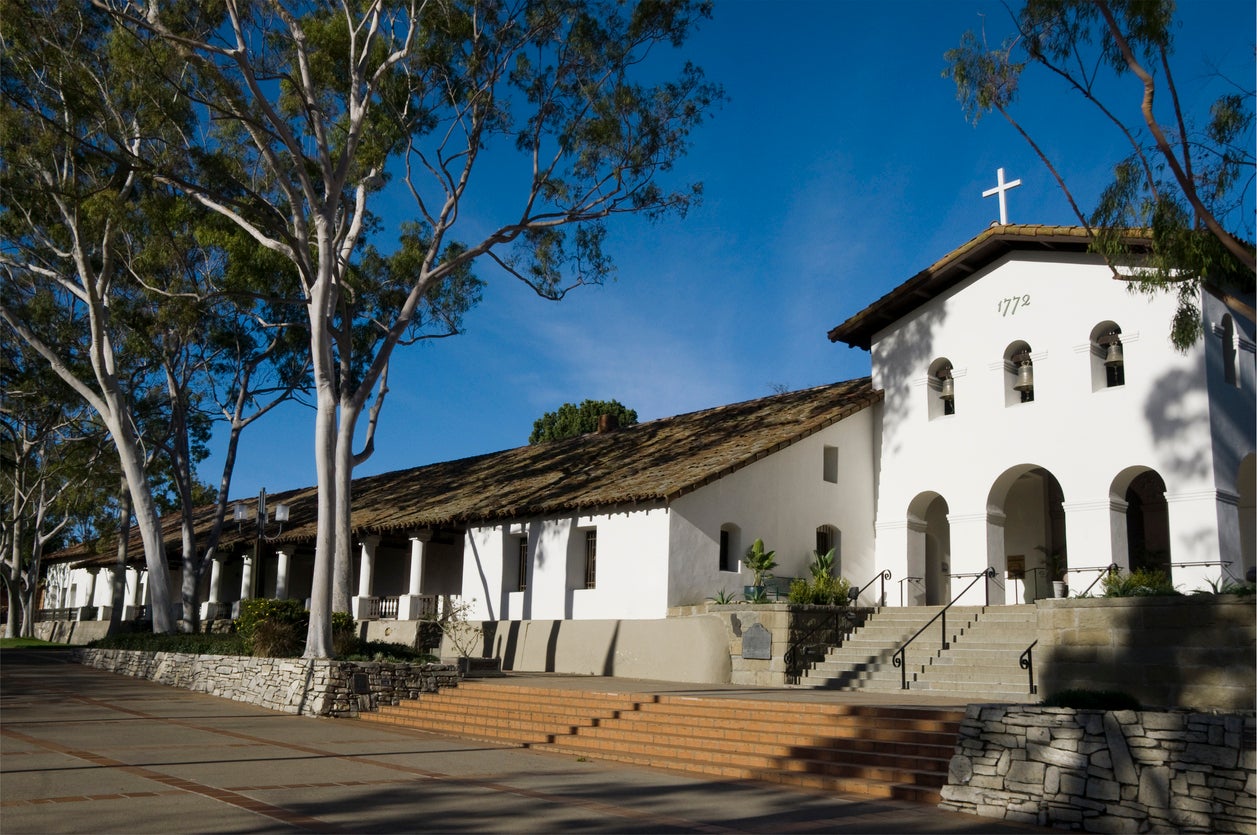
[854,569,891,607]
[891,568,996,690]
[1074,563,1119,597]
[898,576,923,607]
[1020,639,1038,695]
[783,606,863,685]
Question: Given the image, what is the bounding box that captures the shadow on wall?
[1142,366,1215,485]
[1037,596,1256,711]
[873,305,949,462]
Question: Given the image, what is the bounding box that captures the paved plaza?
[1,649,1049,833]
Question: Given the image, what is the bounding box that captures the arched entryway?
[907,492,951,606]
[988,465,1067,602]
[1111,468,1172,574]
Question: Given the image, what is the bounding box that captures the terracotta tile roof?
[828,225,1153,350]
[65,377,879,566]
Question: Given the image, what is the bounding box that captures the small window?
[815,525,838,556]
[516,536,528,592]
[822,446,839,483]
[1004,341,1034,405]
[583,529,597,589]
[719,524,740,572]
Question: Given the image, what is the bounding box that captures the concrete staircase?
[356,680,965,804]
[801,605,1039,702]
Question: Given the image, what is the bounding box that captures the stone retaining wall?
[1036,595,1256,711]
[73,648,458,718]
[940,704,1257,833]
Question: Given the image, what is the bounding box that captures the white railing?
[377,596,399,619]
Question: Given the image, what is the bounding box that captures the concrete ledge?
[1037,594,1256,711]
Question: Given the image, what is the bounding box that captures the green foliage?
[88,631,249,656]
[249,619,305,658]
[787,574,853,606]
[944,0,1256,351]
[234,598,309,654]
[1194,577,1256,597]
[1043,689,1143,711]
[809,548,836,581]
[743,587,770,605]
[529,399,639,444]
[1101,568,1179,598]
[742,539,777,589]
[707,590,738,605]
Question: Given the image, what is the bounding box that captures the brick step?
[539,732,948,789]
[356,683,963,805]
[591,712,961,748]
[569,725,955,770]
[529,740,945,804]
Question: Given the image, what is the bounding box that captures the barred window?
[583,529,597,589]
[517,536,528,592]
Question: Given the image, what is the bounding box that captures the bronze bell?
[1014,360,1034,392]
[939,376,955,401]
[1104,340,1124,367]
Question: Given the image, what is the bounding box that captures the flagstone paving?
[1,649,1050,833]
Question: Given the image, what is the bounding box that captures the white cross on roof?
[982,167,1022,225]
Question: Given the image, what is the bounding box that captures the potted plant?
[742,538,777,601]
[1038,547,1068,598]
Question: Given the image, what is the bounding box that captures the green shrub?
[1043,689,1142,711]
[88,632,249,656]
[235,598,308,643]
[249,619,304,657]
[1101,568,1179,597]
[332,611,359,656]
[788,574,852,606]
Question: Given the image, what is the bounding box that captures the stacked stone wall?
[73,648,458,717]
[941,704,1256,833]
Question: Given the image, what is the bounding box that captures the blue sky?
[210,0,1255,500]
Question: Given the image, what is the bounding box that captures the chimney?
[597,413,620,434]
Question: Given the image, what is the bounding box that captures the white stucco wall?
[461,507,671,622]
[668,408,879,608]
[869,251,1252,603]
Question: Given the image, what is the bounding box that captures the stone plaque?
[741,623,772,660]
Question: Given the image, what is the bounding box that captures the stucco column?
[873,519,911,606]
[352,535,381,619]
[398,532,433,620]
[275,550,291,600]
[84,568,99,607]
[124,568,145,620]
[239,554,254,602]
[947,511,1002,605]
[208,557,224,604]
[1166,489,1230,591]
[201,556,227,621]
[1062,498,1130,596]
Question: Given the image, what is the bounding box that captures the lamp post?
[232,489,290,605]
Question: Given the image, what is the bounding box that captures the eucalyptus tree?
[0,338,117,637]
[95,0,723,656]
[0,1,197,631]
[945,0,1254,349]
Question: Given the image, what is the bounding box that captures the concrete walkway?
[1,649,1049,834]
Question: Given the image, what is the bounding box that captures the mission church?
[53,217,1256,664]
